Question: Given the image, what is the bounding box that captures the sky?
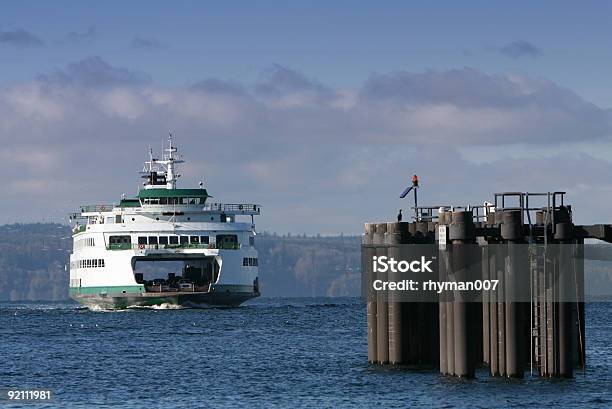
[1,1,612,234]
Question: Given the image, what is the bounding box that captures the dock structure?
[363,191,612,378]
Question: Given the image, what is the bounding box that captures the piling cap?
[535,211,545,225]
[502,209,522,225]
[449,210,475,241]
[375,223,388,234]
[494,211,504,225]
[554,206,572,224]
[364,223,376,234]
[416,221,429,235]
[486,213,496,225]
[500,210,523,241]
[438,210,449,225]
[554,222,574,241]
[386,222,410,234]
[450,210,473,224]
[386,222,412,244]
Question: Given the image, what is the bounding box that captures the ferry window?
[160,197,168,205]
[200,236,209,244]
[249,237,255,246]
[217,234,238,243]
[106,217,115,224]
[150,198,160,205]
[180,197,189,205]
[115,215,122,223]
[254,258,258,266]
[198,197,206,204]
[94,259,98,268]
[159,236,168,245]
[220,214,227,223]
[169,197,178,205]
[190,236,199,244]
[138,237,147,245]
[148,236,158,245]
[180,236,188,245]
[110,235,131,244]
[169,236,179,245]
[101,259,105,267]
[243,258,249,266]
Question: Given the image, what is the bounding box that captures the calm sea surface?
[1,298,611,408]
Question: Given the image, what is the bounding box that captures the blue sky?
[1,1,612,233]
[3,1,612,104]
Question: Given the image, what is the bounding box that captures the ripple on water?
[0,299,611,409]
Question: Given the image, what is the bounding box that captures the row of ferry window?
[141,197,206,205]
[243,257,259,267]
[108,234,239,245]
[74,237,95,250]
[137,235,210,245]
[72,259,105,269]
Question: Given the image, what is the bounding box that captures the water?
[1,298,611,408]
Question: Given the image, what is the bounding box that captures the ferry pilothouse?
[68,138,261,309]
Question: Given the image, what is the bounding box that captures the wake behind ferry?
[69,138,260,309]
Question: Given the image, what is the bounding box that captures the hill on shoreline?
[0,223,361,301]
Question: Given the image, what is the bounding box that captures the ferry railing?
[204,203,261,214]
[106,242,241,251]
[80,204,115,213]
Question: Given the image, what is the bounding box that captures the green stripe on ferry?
[69,285,145,295]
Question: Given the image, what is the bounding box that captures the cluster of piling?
[363,192,597,378]
[364,221,439,366]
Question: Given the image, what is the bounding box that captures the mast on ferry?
[141,134,185,189]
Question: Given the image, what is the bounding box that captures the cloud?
[498,40,542,59]
[0,29,43,48]
[191,79,246,96]
[255,64,334,107]
[1,59,612,233]
[130,37,167,50]
[36,56,151,87]
[63,26,96,44]
[357,68,611,145]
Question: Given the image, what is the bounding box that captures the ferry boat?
[68,137,261,309]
